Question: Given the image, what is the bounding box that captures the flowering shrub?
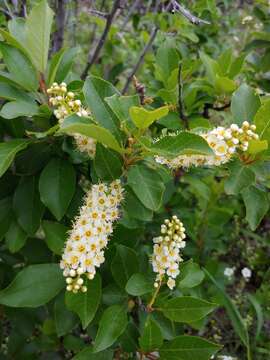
[0,1,269,360]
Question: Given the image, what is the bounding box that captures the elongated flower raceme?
[47,82,96,158]
[60,180,124,293]
[151,215,186,290]
[155,121,258,169]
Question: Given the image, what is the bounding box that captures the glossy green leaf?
[231,84,261,124]
[65,274,101,329]
[129,106,169,129]
[93,305,128,353]
[25,0,54,72]
[139,317,163,352]
[39,158,76,220]
[123,187,153,221]
[0,42,38,91]
[42,220,68,255]
[150,132,213,158]
[0,264,65,307]
[125,273,153,296]
[47,47,66,86]
[178,261,205,289]
[241,185,269,230]
[159,335,221,360]
[60,115,124,154]
[13,176,44,235]
[224,161,255,195]
[0,99,39,119]
[0,197,13,241]
[127,164,165,211]
[83,76,120,136]
[54,292,78,337]
[73,348,113,360]
[5,220,27,253]
[160,296,216,323]
[55,47,78,83]
[254,99,270,141]
[111,245,139,289]
[94,144,123,181]
[0,139,29,177]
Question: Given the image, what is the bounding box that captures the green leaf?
[0,264,65,307]
[215,76,236,94]
[150,132,213,158]
[224,161,255,195]
[200,52,222,84]
[247,294,264,341]
[125,273,153,296]
[55,47,78,83]
[0,42,38,91]
[231,84,261,124]
[159,335,221,360]
[0,197,13,241]
[47,47,66,86]
[123,187,153,221]
[8,18,26,47]
[178,260,205,289]
[83,76,120,136]
[42,220,68,255]
[204,268,249,347]
[129,106,169,129]
[0,99,39,119]
[25,0,54,72]
[65,274,101,329]
[105,94,140,127]
[39,158,76,220]
[54,292,78,337]
[13,176,44,235]
[0,83,31,101]
[60,115,124,154]
[94,144,123,181]
[160,296,216,323]
[111,245,139,289]
[254,99,270,141]
[241,185,269,230]
[5,220,27,253]
[73,348,113,360]
[248,139,268,154]
[0,139,29,177]
[127,164,165,211]
[93,304,128,353]
[0,28,28,57]
[139,317,163,352]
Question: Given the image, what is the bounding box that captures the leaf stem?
[147,279,163,312]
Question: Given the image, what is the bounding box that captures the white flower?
[155,122,258,170]
[241,267,252,280]
[61,180,124,293]
[224,267,235,278]
[151,215,186,290]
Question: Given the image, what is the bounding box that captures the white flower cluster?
[60,180,124,293]
[155,122,259,169]
[47,82,96,158]
[152,215,186,290]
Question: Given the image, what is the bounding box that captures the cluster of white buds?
[60,180,124,293]
[155,121,259,169]
[151,215,186,290]
[47,82,96,158]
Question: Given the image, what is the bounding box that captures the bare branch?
[88,9,108,19]
[81,0,122,80]
[172,1,210,25]
[178,62,189,129]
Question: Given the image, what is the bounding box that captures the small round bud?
[66,285,73,291]
[69,269,76,277]
[74,284,80,290]
[74,99,81,106]
[66,277,73,284]
[154,282,159,288]
[81,286,87,293]
[77,278,84,285]
[77,267,84,275]
[242,121,249,128]
[250,124,256,131]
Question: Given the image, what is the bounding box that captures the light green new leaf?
[0,42,38,91]
[231,84,261,124]
[127,164,165,211]
[241,185,269,230]
[139,317,163,352]
[204,268,250,347]
[93,305,128,353]
[254,99,270,141]
[60,115,124,154]
[160,296,216,323]
[42,220,68,255]
[111,245,139,289]
[0,139,29,177]
[0,264,65,307]
[129,106,169,129]
[39,158,76,220]
[224,161,255,195]
[125,273,153,296]
[150,132,213,158]
[25,0,54,72]
[65,275,101,329]
[248,139,268,154]
[0,28,28,57]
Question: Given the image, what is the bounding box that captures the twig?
[81,0,122,80]
[88,9,108,19]
[172,1,210,25]
[202,102,231,118]
[120,0,141,31]
[178,62,189,129]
